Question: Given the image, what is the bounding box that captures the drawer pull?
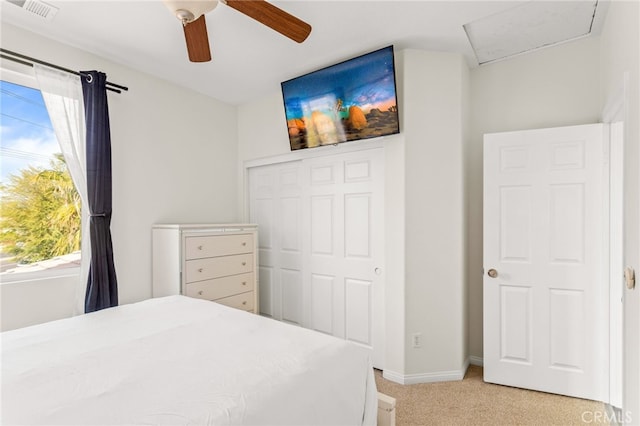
[198,290,203,296]
[242,262,246,266]
[198,245,203,250]
[242,281,247,286]
[242,242,247,246]
[198,268,203,273]
[242,301,247,305]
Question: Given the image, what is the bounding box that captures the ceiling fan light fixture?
[163,0,218,23]
[175,9,195,25]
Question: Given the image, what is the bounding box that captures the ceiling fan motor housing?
[163,0,218,23]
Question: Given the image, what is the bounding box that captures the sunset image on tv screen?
[282,46,400,151]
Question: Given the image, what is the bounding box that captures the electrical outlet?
[412,333,422,348]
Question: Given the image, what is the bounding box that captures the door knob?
[487,269,498,278]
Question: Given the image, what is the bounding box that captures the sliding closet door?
[248,161,304,324]
[247,147,385,369]
[303,149,385,368]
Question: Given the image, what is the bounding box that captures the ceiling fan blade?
[225,0,311,43]
[183,15,212,62]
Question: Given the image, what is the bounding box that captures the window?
[0,79,81,278]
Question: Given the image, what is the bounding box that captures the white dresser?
[152,224,258,313]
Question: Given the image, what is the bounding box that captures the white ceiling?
[0,0,608,105]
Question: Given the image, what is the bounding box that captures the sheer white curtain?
[34,64,89,316]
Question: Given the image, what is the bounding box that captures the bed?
[1,295,378,425]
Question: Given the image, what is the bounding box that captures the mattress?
[1,295,377,425]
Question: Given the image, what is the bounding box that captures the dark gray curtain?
[82,70,118,313]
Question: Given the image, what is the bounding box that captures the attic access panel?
[464,1,599,65]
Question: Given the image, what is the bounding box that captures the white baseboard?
[381,357,488,385]
[383,362,468,385]
[469,356,484,367]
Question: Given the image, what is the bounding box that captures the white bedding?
[1,295,377,425]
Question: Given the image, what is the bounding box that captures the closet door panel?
[258,266,273,316]
[310,273,334,335]
[345,278,372,346]
[344,193,372,259]
[310,195,336,255]
[281,268,303,325]
[278,165,304,324]
[249,161,303,321]
[249,165,278,318]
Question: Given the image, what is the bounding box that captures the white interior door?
[483,124,608,402]
[248,147,385,369]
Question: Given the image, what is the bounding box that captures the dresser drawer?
[185,253,253,283]
[185,234,254,260]
[215,291,254,311]
[185,272,254,300]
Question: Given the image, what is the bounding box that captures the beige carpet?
[374,365,609,425]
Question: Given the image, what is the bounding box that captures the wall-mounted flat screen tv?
[281,45,400,151]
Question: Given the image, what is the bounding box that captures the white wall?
[401,49,467,378]
[0,24,239,326]
[382,134,406,377]
[1,274,77,330]
[599,0,640,421]
[237,48,468,381]
[467,36,602,359]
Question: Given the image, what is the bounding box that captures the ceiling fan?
[163,0,312,63]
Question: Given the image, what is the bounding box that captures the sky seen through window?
[1,80,58,185]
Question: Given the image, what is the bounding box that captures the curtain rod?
[0,48,128,94]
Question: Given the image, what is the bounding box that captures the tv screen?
[281,45,400,151]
